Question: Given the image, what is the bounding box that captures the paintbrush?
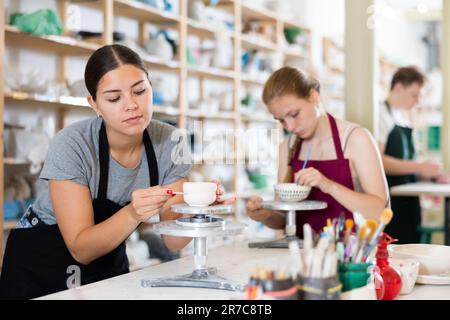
[302,143,314,170]
[288,241,304,277]
[365,219,378,241]
[361,208,394,262]
[344,219,354,244]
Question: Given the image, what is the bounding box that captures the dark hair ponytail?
[84,44,149,100]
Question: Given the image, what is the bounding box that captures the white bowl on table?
[274,183,311,202]
[388,244,450,276]
[389,258,420,295]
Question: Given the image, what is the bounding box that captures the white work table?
[390,182,450,245]
[38,241,450,300]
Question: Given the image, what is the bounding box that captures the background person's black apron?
[0,122,159,299]
[383,101,421,244]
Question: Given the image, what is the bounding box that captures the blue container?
[4,200,22,220]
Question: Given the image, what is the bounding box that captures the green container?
[248,172,267,189]
[427,126,441,151]
[338,262,372,292]
[284,27,303,44]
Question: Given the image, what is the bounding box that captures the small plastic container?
[338,262,372,292]
[261,278,298,300]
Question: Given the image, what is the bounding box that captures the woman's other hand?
[211,179,236,204]
[246,195,271,222]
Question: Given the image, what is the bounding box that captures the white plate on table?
[416,274,450,285]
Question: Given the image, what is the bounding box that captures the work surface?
[390,182,450,197]
[39,241,450,300]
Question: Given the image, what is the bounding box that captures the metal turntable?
[149,204,247,291]
[248,200,327,249]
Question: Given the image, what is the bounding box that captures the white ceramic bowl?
[389,244,450,276]
[389,258,420,295]
[274,183,311,202]
[183,182,217,207]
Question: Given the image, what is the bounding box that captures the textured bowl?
[389,244,450,276]
[274,183,311,202]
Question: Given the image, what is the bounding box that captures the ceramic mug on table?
[183,182,217,207]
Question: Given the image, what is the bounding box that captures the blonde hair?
[262,66,321,105]
[263,67,321,169]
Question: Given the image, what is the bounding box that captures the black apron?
[383,101,421,244]
[0,122,159,299]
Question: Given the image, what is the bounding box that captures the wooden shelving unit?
[0,0,312,262]
[77,0,182,23]
[322,36,345,119]
[5,25,101,55]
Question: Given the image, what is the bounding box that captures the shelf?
[6,91,91,109]
[283,20,311,32]
[193,154,240,164]
[241,115,276,123]
[5,25,100,55]
[5,91,179,117]
[241,73,268,86]
[152,105,180,116]
[115,0,180,23]
[187,65,235,80]
[77,0,180,24]
[187,110,236,120]
[6,28,179,71]
[143,55,180,70]
[187,18,234,39]
[241,3,278,22]
[284,47,307,59]
[3,220,19,231]
[241,34,277,52]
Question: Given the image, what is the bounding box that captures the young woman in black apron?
[378,67,441,244]
[0,45,196,299]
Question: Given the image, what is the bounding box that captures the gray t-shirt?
[21,117,192,226]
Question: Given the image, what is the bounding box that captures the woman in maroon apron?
[246,67,389,237]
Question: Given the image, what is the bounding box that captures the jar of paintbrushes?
[288,223,342,300]
[328,209,394,292]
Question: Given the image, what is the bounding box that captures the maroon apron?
[291,114,355,238]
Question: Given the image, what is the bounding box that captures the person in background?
[378,66,449,244]
[246,66,389,237]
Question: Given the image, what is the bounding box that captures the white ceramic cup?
[183,182,217,207]
[389,258,420,295]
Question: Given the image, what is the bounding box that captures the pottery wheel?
[176,216,225,228]
[248,200,327,249]
[262,200,327,211]
[154,220,247,237]
[170,203,234,215]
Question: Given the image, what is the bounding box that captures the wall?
[292,0,345,74]
[375,0,429,70]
